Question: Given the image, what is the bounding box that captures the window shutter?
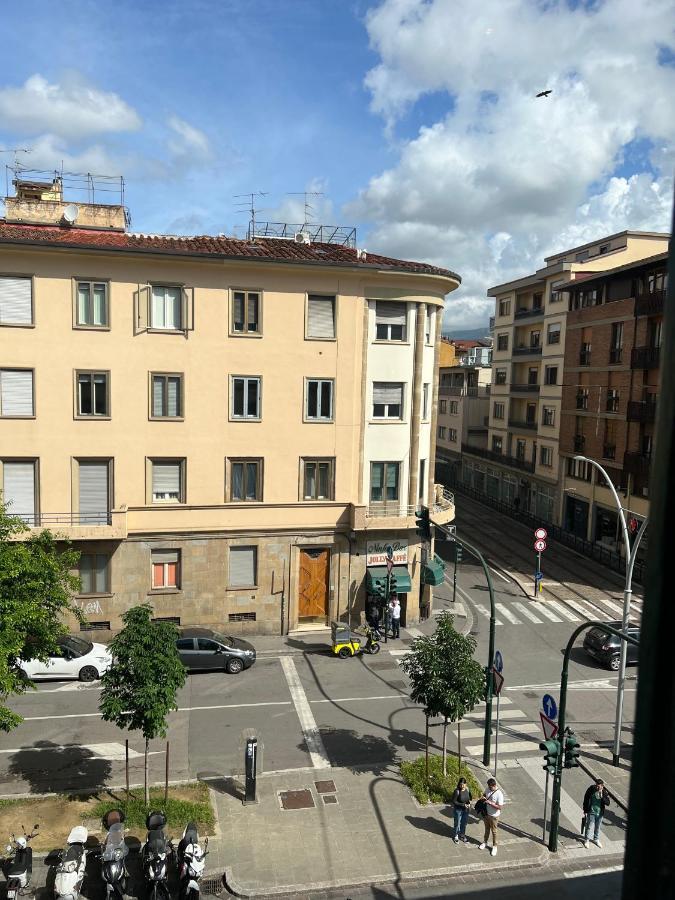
[229,546,256,587]
[152,550,179,564]
[134,284,150,333]
[373,382,403,405]
[0,276,32,325]
[2,462,35,524]
[167,378,179,416]
[307,296,335,339]
[0,369,34,416]
[152,463,180,495]
[375,301,406,325]
[152,377,164,417]
[78,462,109,524]
[182,287,194,332]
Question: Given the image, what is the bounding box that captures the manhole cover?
[202,876,224,896]
[279,789,315,810]
[322,795,338,805]
[314,780,336,793]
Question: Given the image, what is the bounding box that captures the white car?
[20,635,112,682]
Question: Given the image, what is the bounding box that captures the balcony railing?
[631,346,661,369]
[439,386,465,396]
[627,400,657,423]
[8,511,112,527]
[623,452,652,476]
[512,345,542,357]
[574,435,586,452]
[461,443,535,473]
[510,384,540,393]
[366,502,417,518]
[508,418,538,430]
[514,306,544,320]
[635,289,665,317]
[431,486,454,515]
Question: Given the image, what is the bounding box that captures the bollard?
[244,736,258,805]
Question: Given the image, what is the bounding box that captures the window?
[79,552,110,594]
[598,244,610,255]
[610,322,623,363]
[425,308,434,344]
[492,436,503,454]
[231,290,260,334]
[498,299,511,317]
[448,428,458,442]
[307,295,336,339]
[576,389,589,410]
[76,371,109,417]
[152,374,183,418]
[1,460,37,524]
[231,376,261,420]
[438,425,446,439]
[230,459,263,501]
[151,550,180,590]
[575,250,589,262]
[527,367,538,385]
[550,281,567,304]
[542,406,555,426]
[305,379,334,421]
[606,389,620,413]
[603,420,617,460]
[493,402,505,420]
[544,366,558,385]
[567,457,592,482]
[370,462,400,502]
[526,403,537,424]
[0,369,34,417]
[649,319,663,349]
[449,400,459,415]
[419,459,426,501]
[151,285,182,330]
[302,458,334,500]
[375,301,406,341]
[439,399,447,414]
[495,368,507,385]
[151,460,184,503]
[497,334,509,351]
[78,460,110,524]
[422,383,430,419]
[579,342,592,365]
[228,546,257,588]
[373,382,403,419]
[540,446,553,467]
[515,440,526,461]
[533,292,543,310]
[75,281,108,328]
[547,322,561,344]
[0,276,33,325]
[529,330,541,349]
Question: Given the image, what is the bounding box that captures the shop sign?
[366,540,408,566]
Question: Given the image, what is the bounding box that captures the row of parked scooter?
[2,810,208,900]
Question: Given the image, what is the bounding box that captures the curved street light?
[573,454,649,766]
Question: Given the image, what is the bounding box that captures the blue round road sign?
[493,650,504,673]
[542,693,558,720]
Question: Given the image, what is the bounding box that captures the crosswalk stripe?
[534,603,563,623]
[475,696,513,706]
[585,594,624,617]
[496,603,521,625]
[556,596,605,620]
[547,600,580,622]
[475,603,504,626]
[513,602,543,624]
[468,710,523,723]
[466,740,538,755]
[454,723,540,740]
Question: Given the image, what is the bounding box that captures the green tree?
[0,504,81,732]
[401,612,485,777]
[99,604,186,803]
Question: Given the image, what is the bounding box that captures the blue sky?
[1,0,674,329]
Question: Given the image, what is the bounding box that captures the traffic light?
[388,572,398,594]
[455,544,463,564]
[415,506,431,541]
[540,739,560,775]
[564,731,581,769]
[369,575,387,599]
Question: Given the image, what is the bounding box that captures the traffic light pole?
[548,621,640,852]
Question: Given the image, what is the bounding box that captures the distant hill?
[442,326,492,341]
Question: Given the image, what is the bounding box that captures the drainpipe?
[408,303,426,508]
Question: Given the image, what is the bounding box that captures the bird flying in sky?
[536,89,553,97]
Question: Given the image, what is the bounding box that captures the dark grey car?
[582,621,640,671]
[176,628,256,675]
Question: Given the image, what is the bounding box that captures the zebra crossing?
[470,592,642,628]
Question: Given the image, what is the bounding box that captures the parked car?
[19,635,112,682]
[176,628,256,675]
[582,621,640,671]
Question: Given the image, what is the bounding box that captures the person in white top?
[388,596,401,638]
[478,777,505,857]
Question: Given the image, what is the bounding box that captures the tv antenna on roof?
[0,147,31,169]
[234,191,268,241]
[287,191,324,228]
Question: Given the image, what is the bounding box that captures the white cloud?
[167,116,212,161]
[354,0,675,329]
[0,74,141,139]
[21,133,127,176]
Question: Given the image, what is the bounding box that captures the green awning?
[422,555,446,586]
[366,565,412,593]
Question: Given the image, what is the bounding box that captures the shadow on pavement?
[404,815,454,838]
[7,741,111,795]
[306,728,398,773]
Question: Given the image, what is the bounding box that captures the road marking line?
[556,596,606,620]
[505,678,617,691]
[465,740,538,755]
[433,602,466,617]
[475,696,513,706]
[19,700,294,722]
[586,595,624,616]
[533,603,563,623]
[280,656,331,770]
[458,724,540,739]
[547,600,580,622]
[496,603,521,625]
[0,742,150,759]
[513,602,543,624]
[310,694,408,704]
[563,866,623,878]
[520,756,589,833]
[406,627,425,639]
[489,566,510,583]
[475,603,504,626]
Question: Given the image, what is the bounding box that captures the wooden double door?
[298,548,330,622]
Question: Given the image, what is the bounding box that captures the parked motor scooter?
[54,825,88,900]
[99,810,129,900]
[1,825,39,900]
[177,823,208,900]
[142,811,172,900]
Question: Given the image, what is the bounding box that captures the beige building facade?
[0,183,459,636]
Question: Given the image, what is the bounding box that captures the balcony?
[508,418,538,431]
[512,345,542,357]
[8,509,128,540]
[627,400,657,423]
[510,384,540,393]
[430,485,455,527]
[631,346,661,369]
[635,289,665,317]
[623,452,652,476]
[574,435,586,453]
[462,443,535,473]
[514,306,544,320]
[439,385,465,396]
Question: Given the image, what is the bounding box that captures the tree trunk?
[144,737,149,806]
[457,719,462,775]
[425,714,429,782]
[442,716,448,777]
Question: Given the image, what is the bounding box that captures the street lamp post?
[573,455,649,766]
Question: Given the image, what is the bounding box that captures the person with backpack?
[582,778,610,848]
[451,777,472,843]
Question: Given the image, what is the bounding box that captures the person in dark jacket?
[451,777,472,843]
[582,778,610,848]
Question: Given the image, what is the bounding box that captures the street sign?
[494,650,504,673]
[385,544,394,559]
[540,711,558,741]
[492,667,504,696]
[535,527,548,540]
[534,539,547,552]
[542,693,558,720]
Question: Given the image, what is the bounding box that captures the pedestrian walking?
[478,777,504,856]
[582,778,610,848]
[389,596,401,638]
[366,598,381,637]
[451,777,472,843]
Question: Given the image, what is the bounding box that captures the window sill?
[0,322,35,329]
[151,500,186,505]
[229,417,262,423]
[75,415,112,421]
[148,588,182,595]
[304,336,337,342]
[150,416,185,422]
[73,324,111,332]
[372,339,410,346]
[226,585,258,591]
[77,592,113,599]
[369,418,405,424]
[229,332,263,339]
[147,328,186,335]
[303,418,334,424]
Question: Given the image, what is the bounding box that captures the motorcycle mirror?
[5,845,11,853]
[204,837,209,849]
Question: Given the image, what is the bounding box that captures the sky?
[0,0,674,331]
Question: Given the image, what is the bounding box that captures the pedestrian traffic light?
[564,731,581,769]
[415,506,431,541]
[540,739,560,775]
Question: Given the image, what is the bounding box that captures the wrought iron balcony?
[635,289,665,317]
[627,400,657,423]
[510,383,540,393]
[512,345,542,357]
[623,452,652,476]
[508,418,538,430]
[631,346,661,369]
[461,443,535,473]
[514,306,544,320]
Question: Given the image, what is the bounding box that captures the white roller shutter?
[375,301,406,325]
[0,369,34,416]
[0,277,32,325]
[152,462,181,500]
[307,296,335,339]
[2,462,36,524]
[373,382,403,405]
[229,546,256,587]
[78,462,109,524]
